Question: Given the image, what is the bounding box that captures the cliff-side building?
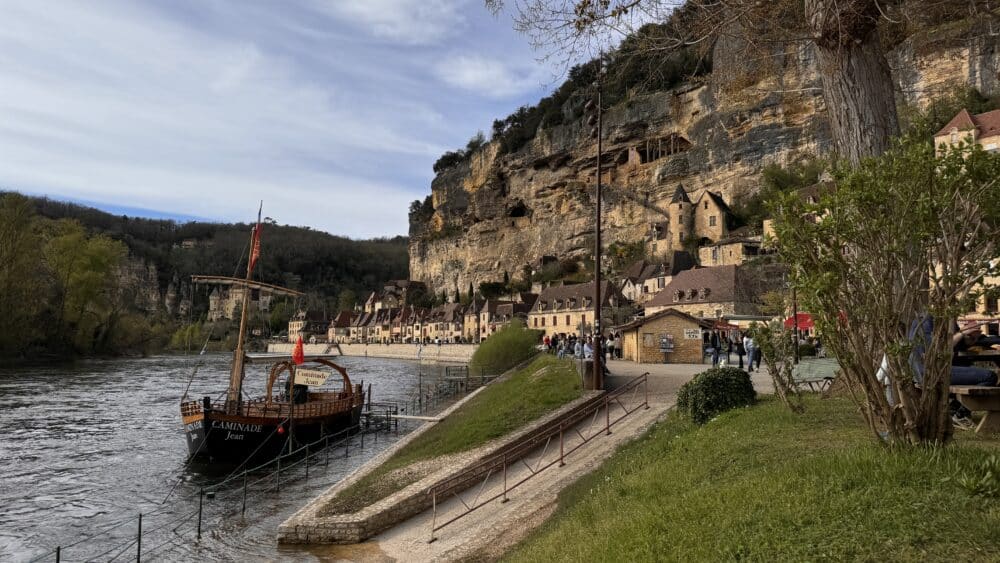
[528,280,623,338]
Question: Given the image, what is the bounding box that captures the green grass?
[506,396,1000,562]
[470,320,543,373]
[322,355,582,514]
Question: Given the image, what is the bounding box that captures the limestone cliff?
[410,25,1000,295]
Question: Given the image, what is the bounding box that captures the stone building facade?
[528,280,623,338]
[618,309,713,364]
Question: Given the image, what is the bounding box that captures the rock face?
[410,29,1000,295]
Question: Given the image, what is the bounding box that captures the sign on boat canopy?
[295,368,330,387]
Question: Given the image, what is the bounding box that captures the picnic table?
[791,357,839,392]
[951,385,1000,434]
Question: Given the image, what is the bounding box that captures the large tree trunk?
[805,0,900,164]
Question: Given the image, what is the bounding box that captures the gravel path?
[307,361,773,562]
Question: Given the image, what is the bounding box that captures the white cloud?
[0,1,448,237]
[434,54,546,98]
[318,0,468,45]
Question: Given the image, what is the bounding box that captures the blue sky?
[0,0,572,238]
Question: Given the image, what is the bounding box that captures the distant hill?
[23,194,409,307]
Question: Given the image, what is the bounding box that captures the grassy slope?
[323,355,582,514]
[508,396,1000,562]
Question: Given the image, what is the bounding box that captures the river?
[0,353,434,562]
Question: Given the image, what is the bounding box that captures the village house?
[463,299,485,342]
[617,308,714,364]
[698,227,767,267]
[644,265,784,319]
[619,251,696,305]
[363,280,428,314]
[422,302,465,342]
[528,280,623,338]
[646,185,732,256]
[326,310,354,343]
[479,296,537,340]
[288,310,328,343]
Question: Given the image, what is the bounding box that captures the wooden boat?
[179,210,364,463]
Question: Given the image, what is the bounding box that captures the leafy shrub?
[470,318,542,374]
[677,366,756,424]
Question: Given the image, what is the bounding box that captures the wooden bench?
[951,385,1000,434]
[792,358,840,392]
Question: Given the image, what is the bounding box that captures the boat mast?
[227,206,262,415]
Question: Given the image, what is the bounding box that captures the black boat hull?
[184,406,362,463]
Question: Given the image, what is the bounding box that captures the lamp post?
[584,59,606,390]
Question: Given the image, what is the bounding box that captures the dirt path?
[307,361,773,562]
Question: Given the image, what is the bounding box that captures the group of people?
[543,333,623,361]
[704,330,763,372]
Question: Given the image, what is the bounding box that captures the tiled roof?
[935,108,1000,138]
[616,307,713,331]
[330,310,353,328]
[534,280,620,311]
[670,184,691,203]
[646,265,738,307]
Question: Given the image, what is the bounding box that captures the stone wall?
[622,313,706,364]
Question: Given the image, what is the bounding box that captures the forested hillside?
[0,192,409,359]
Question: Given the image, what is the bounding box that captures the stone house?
[421,303,465,342]
[617,308,713,364]
[934,108,1000,153]
[646,185,732,256]
[697,227,766,267]
[288,310,328,343]
[326,310,354,344]
[463,299,485,342]
[528,280,623,338]
[363,280,428,314]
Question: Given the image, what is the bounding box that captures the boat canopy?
[245,353,342,364]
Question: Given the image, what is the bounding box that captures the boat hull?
[183,406,362,463]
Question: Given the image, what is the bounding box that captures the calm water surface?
[0,353,432,562]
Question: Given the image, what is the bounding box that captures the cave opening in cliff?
[637,134,692,164]
[508,201,530,218]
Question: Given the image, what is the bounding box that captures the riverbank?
[267,342,477,363]
[507,395,1000,562]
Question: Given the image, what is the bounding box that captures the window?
[553,316,557,326]
[643,333,654,347]
[566,315,570,325]
[541,317,546,327]
[709,215,716,227]
[533,318,537,327]
[711,248,718,262]
[715,309,722,318]
[658,277,665,289]
[581,314,587,324]
[704,201,708,210]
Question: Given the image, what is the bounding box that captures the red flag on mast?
[292,335,305,365]
[248,203,263,275]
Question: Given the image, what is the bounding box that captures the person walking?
[736,334,746,369]
[614,333,622,359]
[710,330,721,367]
[606,334,615,361]
[743,333,756,373]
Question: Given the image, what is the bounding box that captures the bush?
[798,343,817,357]
[470,319,542,374]
[677,367,756,424]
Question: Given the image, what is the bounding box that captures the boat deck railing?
[181,384,363,419]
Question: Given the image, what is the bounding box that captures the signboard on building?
[683,329,702,340]
[294,369,330,386]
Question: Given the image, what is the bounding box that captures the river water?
[0,353,432,562]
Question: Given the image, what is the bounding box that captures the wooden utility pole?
[592,71,604,390]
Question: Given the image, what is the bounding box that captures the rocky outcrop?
[410,26,1000,295]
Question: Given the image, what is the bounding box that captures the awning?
[784,313,814,330]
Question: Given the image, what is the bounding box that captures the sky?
[0,0,570,238]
